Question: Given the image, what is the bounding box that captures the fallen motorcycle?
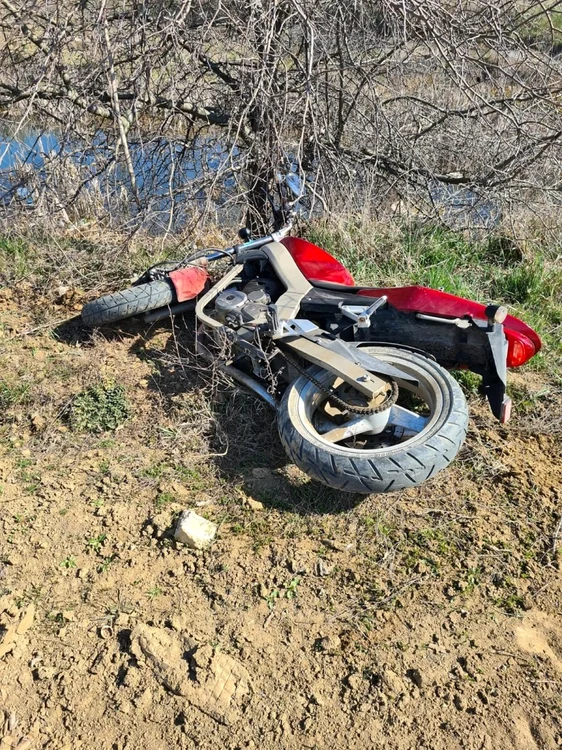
[82,178,541,493]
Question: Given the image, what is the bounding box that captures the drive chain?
[282,350,399,415]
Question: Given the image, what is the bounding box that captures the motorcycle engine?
[214,279,277,327]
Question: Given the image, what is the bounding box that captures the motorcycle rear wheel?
[81,280,175,326]
[277,345,468,494]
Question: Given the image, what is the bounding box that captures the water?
[0,122,501,232]
[0,122,240,230]
[429,179,500,230]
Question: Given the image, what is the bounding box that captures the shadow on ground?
[53,313,366,515]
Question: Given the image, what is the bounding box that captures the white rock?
[174,510,217,550]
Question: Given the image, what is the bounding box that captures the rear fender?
[357,285,540,368]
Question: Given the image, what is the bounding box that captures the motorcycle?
[81,176,541,493]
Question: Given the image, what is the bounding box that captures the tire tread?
[277,348,469,494]
[81,281,175,326]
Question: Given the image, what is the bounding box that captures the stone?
[134,687,153,709]
[245,497,264,511]
[318,634,341,655]
[346,672,363,691]
[31,414,46,431]
[382,667,404,695]
[174,510,217,550]
[315,559,333,577]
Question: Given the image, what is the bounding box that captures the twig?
[552,515,562,554]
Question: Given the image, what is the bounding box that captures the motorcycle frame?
[193,240,512,419]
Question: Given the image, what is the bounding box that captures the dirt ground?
[0,282,561,750]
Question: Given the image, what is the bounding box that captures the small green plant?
[457,567,481,596]
[142,462,169,479]
[0,380,30,413]
[69,382,131,433]
[265,588,280,610]
[98,438,116,448]
[60,556,77,569]
[146,585,163,600]
[175,466,206,490]
[86,533,107,553]
[452,370,481,396]
[98,460,111,476]
[285,577,300,600]
[0,237,34,279]
[15,585,42,607]
[495,591,526,614]
[98,555,115,573]
[155,491,175,508]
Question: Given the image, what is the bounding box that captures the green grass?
[0,237,34,280]
[0,379,30,413]
[304,219,562,375]
[517,0,562,50]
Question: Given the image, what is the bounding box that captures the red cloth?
[168,266,209,302]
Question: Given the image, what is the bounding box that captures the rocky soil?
[0,282,561,749]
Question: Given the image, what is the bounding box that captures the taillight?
[506,333,536,368]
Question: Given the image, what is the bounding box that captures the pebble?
[245,497,264,511]
[318,634,341,655]
[134,687,153,709]
[315,559,333,577]
[382,667,404,695]
[346,672,363,691]
[31,413,46,431]
[174,510,217,550]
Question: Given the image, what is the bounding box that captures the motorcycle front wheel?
[81,280,175,326]
[277,345,468,494]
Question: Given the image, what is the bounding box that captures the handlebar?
[203,220,294,263]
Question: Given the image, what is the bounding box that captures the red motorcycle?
[82,180,540,493]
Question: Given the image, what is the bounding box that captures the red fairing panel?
[168,266,209,302]
[358,285,541,368]
[281,237,355,286]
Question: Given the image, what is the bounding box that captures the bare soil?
[0,282,561,750]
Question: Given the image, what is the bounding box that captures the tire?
[81,280,175,326]
[277,345,468,494]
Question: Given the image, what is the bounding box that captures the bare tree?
[1,0,562,233]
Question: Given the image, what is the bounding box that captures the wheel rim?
[295,352,446,454]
